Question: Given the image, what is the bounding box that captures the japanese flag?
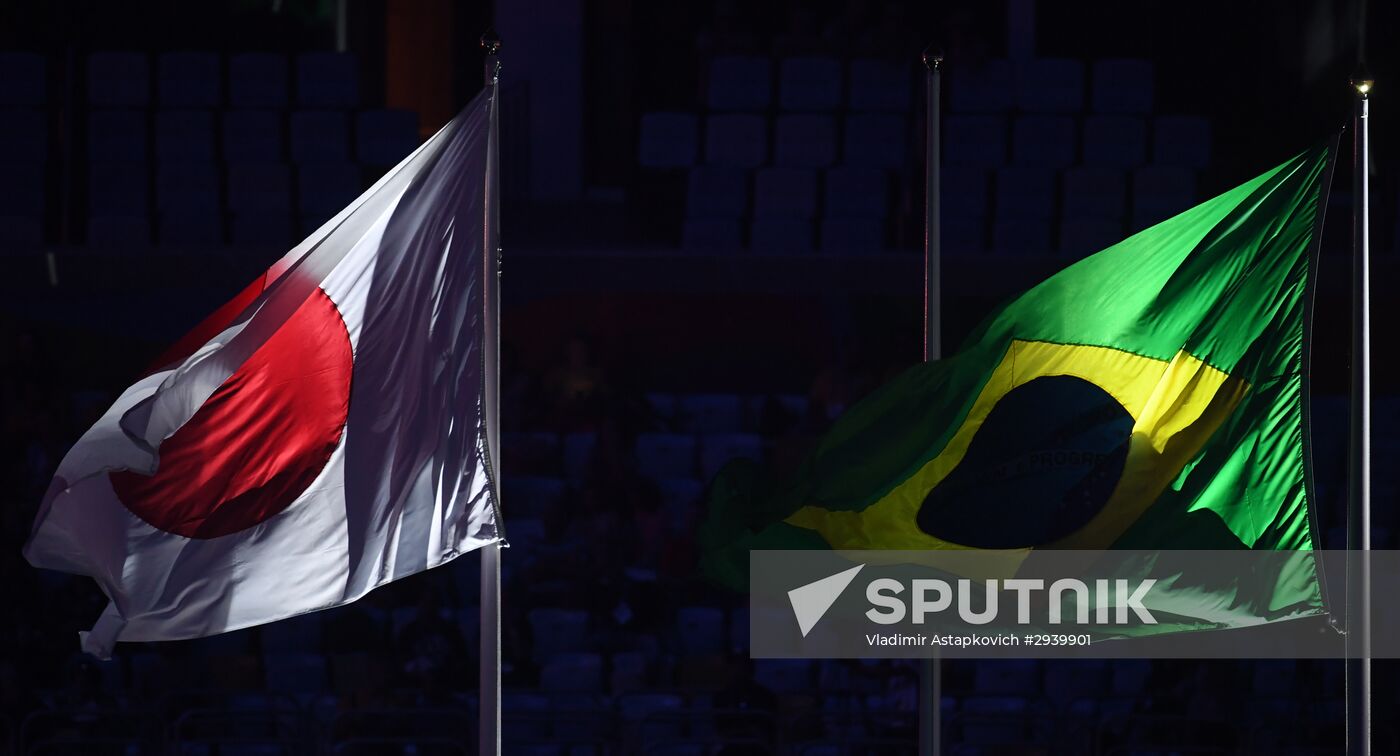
[25,89,504,658]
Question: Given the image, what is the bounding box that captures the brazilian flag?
[702,143,1336,622]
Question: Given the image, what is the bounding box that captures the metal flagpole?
[479,29,504,756]
[918,45,943,756]
[922,47,943,363]
[1345,70,1373,756]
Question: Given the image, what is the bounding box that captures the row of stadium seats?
[34,651,1345,748]
[0,50,363,109]
[698,55,1156,116]
[79,108,419,165]
[678,162,1197,255]
[83,161,374,247]
[641,52,1217,255]
[505,431,761,483]
[0,50,420,249]
[641,111,1209,172]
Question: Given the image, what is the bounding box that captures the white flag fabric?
[25,90,503,659]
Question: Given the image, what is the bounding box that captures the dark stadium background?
[0,0,1397,753]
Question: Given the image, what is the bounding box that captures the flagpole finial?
[481,29,502,56]
[1351,71,1374,99]
[922,45,943,72]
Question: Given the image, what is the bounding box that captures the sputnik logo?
[788,564,865,637]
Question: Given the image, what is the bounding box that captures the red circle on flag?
[111,287,353,539]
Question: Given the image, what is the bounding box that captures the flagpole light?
[1351,74,1373,97]
[922,46,943,72]
[481,28,501,57]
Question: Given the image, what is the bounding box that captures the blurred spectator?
[714,657,777,754]
[544,334,608,430]
[394,586,468,704]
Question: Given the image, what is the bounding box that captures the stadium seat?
[774,114,837,168]
[0,108,45,163]
[88,110,148,163]
[753,658,814,692]
[155,109,216,163]
[1060,218,1123,258]
[1111,659,1152,694]
[645,392,676,421]
[974,660,1042,696]
[943,163,991,219]
[682,219,743,251]
[1014,58,1085,113]
[750,218,813,253]
[1062,166,1126,219]
[843,114,906,170]
[847,58,911,112]
[700,433,763,480]
[656,477,703,531]
[264,653,328,694]
[823,167,888,224]
[502,431,562,474]
[619,691,685,740]
[0,151,44,217]
[635,433,697,479]
[87,214,150,247]
[1082,115,1147,168]
[355,108,420,167]
[157,51,220,107]
[223,110,285,163]
[779,56,842,111]
[1011,115,1076,168]
[0,52,45,105]
[946,115,1009,168]
[960,696,1032,744]
[729,607,750,652]
[289,110,350,163]
[992,218,1052,255]
[678,393,746,433]
[259,611,323,653]
[677,606,726,655]
[296,51,359,108]
[1153,115,1212,168]
[753,168,818,220]
[685,166,748,219]
[995,165,1055,220]
[0,215,42,247]
[706,55,772,111]
[227,163,291,212]
[1132,165,1195,229]
[528,608,591,660]
[949,58,1014,113]
[638,111,699,169]
[229,52,289,109]
[502,476,565,517]
[504,517,545,551]
[944,212,987,253]
[1253,659,1298,694]
[156,162,220,212]
[88,161,149,214]
[1091,59,1155,114]
[561,431,596,481]
[819,217,885,253]
[1043,660,1109,707]
[296,161,361,217]
[87,51,149,107]
[611,653,652,692]
[704,114,768,168]
[230,212,293,246]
